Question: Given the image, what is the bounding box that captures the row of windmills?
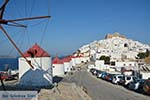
[19,44,90,87]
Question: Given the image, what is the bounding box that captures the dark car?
[118,76,125,85]
[100,72,108,79]
[96,70,102,77]
[105,73,114,82]
[143,79,150,95]
[128,79,145,92]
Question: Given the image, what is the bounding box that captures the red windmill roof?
[23,43,50,57]
[52,56,63,64]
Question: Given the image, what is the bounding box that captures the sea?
[0,56,65,71]
[0,58,18,71]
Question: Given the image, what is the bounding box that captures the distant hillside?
[77,32,150,61]
[0,55,17,58]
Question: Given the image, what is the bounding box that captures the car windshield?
[118,76,123,78]
[126,77,131,80]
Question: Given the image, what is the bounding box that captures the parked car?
[93,69,98,76]
[124,76,138,86]
[105,73,114,82]
[118,76,125,85]
[0,72,13,81]
[90,68,96,75]
[143,79,150,95]
[128,79,145,92]
[112,74,124,84]
[95,70,102,77]
[97,71,107,79]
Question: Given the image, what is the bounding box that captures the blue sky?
[0,0,150,57]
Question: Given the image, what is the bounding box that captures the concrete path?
[63,69,150,100]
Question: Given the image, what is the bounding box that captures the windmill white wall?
[19,57,52,87]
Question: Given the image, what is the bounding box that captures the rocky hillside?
[38,82,92,100]
[105,32,126,39]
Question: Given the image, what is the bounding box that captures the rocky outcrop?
[105,32,126,39]
[144,56,150,64]
[38,82,92,100]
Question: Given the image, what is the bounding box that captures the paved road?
[63,69,150,100]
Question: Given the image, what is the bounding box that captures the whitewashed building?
[52,56,64,76]
[71,56,76,67]
[78,32,150,62]
[115,61,138,72]
[140,72,150,79]
[80,56,90,63]
[19,43,52,87]
[75,56,81,64]
[95,60,105,70]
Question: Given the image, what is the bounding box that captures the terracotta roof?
[71,55,77,58]
[52,56,63,64]
[23,43,50,57]
[62,56,72,62]
[77,55,83,57]
[72,55,83,58]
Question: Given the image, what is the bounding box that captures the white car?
[112,74,124,84]
[124,76,138,86]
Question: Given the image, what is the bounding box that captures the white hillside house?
[95,60,105,70]
[78,32,150,61]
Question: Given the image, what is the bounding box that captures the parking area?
[89,68,150,96]
[63,66,150,100]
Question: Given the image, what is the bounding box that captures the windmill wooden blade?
[0,77,6,91]
[6,16,51,22]
[0,25,34,69]
[7,21,27,28]
[0,0,51,69]
[0,0,9,19]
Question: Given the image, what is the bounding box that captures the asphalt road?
[63,68,150,100]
